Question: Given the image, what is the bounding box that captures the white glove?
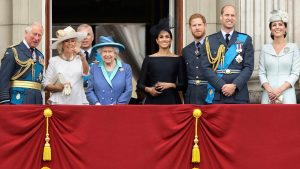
[62,83,72,96]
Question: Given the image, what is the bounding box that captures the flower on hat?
[269,10,288,23]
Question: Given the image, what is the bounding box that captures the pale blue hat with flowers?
[92,36,125,52]
[269,10,288,23]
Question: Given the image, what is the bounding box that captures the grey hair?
[25,22,44,34]
[77,24,94,37]
[97,47,120,55]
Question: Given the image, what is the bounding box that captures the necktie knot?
[29,48,34,54]
[196,42,201,48]
[225,34,230,45]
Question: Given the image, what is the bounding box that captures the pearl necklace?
[61,55,75,61]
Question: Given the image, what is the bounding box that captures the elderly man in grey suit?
[182,13,208,104]
[201,5,254,104]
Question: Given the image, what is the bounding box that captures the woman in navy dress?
[137,19,185,104]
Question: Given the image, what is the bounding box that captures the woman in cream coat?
[259,10,300,104]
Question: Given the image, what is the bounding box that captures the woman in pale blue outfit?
[259,10,300,104]
[86,36,132,105]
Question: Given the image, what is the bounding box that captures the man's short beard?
[192,32,205,40]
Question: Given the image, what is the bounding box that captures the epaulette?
[210,32,219,37]
[8,44,18,48]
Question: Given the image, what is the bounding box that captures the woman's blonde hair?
[57,39,81,55]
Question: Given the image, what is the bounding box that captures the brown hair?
[269,21,287,40]
[189,13,207,26]
[221,5,235,15]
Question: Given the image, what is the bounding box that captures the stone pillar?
[0,0,13,58]
[183,0,217,47]
[0,0,44,62]
[12,0,44,45]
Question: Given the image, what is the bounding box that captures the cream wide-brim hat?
[51,26,87,49]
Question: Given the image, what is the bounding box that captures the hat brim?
[92,42,125,52]
[51,32,87,49]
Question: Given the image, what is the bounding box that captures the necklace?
[61,55,75,61]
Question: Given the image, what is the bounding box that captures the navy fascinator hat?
[150,18,174,39]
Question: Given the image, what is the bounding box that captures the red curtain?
[198,104,300,169]
[1,104,300,169]
[0,105,195,169]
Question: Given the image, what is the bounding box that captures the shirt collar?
[221,29,234,39]
[195,36,205,45]
[80,47,92,54]
[23,39,31,49]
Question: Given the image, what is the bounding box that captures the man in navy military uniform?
[0,22,44,104]
[77,24,98,88]
[201,5,254,104]
[182,13,208,104]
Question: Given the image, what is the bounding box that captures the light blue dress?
[259,43,300,104]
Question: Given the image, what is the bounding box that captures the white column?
[12,0,44,48]
[0,0,13,57]
[184,0,217,46]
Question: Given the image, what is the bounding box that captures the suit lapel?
[217,31,227,46]
[20,42,32,59]
[228,31,238,47]
[187,42,196,56]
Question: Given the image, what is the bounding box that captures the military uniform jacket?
[200,31,254,103]
[182,41,207,104]
[0,41,44,104]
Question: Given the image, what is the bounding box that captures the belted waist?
[188,80,208,85]
[11,80,42,90]
[216,69,241,74]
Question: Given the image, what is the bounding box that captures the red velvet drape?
[0,105,195,169]
[198,104,300,169]
[1,104,300,169]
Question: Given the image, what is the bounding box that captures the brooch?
[283,47,290,54]
[119,68,124,72]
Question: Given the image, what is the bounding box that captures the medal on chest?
[235,42,243,63]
